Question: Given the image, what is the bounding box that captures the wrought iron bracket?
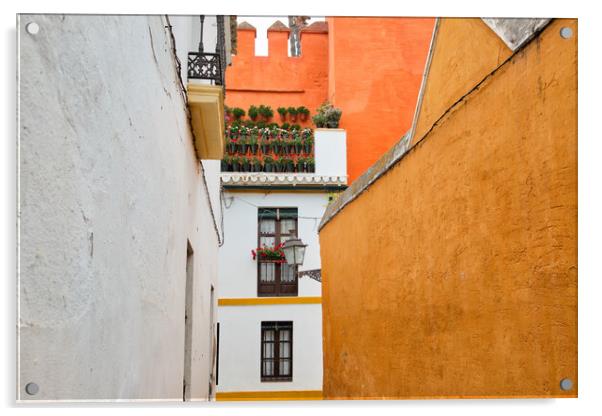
[298,269,321,282]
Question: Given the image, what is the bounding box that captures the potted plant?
[249,136,258,154]
[248,105,259,121]
[297,156,307,173]
[260,136,270,154]
[279,137,289,155]
[277,107,287,121]
[221,155,231,172]
[307,157,315,173]
[312,112,325,128]
[281,122,290,130]
[291,124,301,131]
[232,107,245,120]
[250,157,261,172]
[270,127,279,140]
[231,156,241,172]
[272,156,282,172]
[259,105,274,122]
[228,125,239,139]
[282,138,291,155]
[238,137,248,154]
[297,106,310,122]
[312,101,342,128]
[283,157,295,172]
[293,136,303,154]
[264,156,275,172]
[287,106,298,122]
[226,137,238,154]
[269,138,279,155]
[303,135,313,154]
[240,156,250,172]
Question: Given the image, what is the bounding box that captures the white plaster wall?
[18,15,221,401]
[314,129,347,179]
[216,190,324,392]
[217,304,323,392]
[218,191,327,299]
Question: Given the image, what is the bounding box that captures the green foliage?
[312,101,342,128]
[281,122,290,130]
[297,106,309,116]
[287,106,298,116]
[258,105,274,120]
[248,105,259,120]
[312,113,326,127]
[277,107,287,116]
[232,107,245,120]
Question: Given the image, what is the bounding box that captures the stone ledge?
[318,132,411,231]
[221,172,347,187]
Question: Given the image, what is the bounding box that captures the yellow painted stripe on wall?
[216,390,323,401]
[218,297,322,306]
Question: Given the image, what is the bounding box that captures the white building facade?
[18,14,229,401]
[216,129,347,401]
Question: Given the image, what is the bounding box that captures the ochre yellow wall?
[411,18,513,145]
[319,18,577,399]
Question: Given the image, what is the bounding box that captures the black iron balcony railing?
[187,15,226,87]
[187,52,223,85]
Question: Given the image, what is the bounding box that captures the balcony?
[222,126,315,173]
[221,127,348,190]
[187,52,224,86]
[186,52,225,160]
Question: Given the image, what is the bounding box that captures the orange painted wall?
[225,24,328,128]
[327,17,435,182]
[319,19,577,399]
[225,19,434,181]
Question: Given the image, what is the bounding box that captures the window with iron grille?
[257,208,298,296]
[261,321,293,382]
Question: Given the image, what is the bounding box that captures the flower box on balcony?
[252,244,286,262]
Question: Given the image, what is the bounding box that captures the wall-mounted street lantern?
[283,238,321,282]
[282,238,307,266]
